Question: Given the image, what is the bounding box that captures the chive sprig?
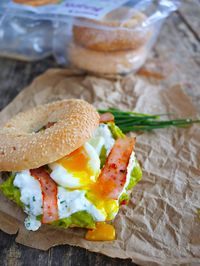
[98,108,200,133]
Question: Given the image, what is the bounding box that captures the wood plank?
[152,11,200,113]
[0,57,56,111]
[178,0,200,40]
[0,230,134,266]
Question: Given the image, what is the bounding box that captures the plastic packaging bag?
[0,10,53,61]
[0,0,179,73]
[0,0,8,19]
[53,0,179,74]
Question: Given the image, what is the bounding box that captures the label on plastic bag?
[62,0,129,19]
[11,0,129,19]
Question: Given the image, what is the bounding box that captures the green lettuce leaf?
[51,211,96,229]
[108,122,125,139]
[0,173,24,208]
[99,145,107,168]
[126,158,142,190]
[119,158,142,204]
[119,193,130,205]
[36,214,43,221]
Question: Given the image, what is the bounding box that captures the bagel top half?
[73,8,148,52]
[0,99,99,171]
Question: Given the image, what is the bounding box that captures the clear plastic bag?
[0,10,53,61]
[0,0,179,70]
[0,0,7,19]
[53,0,179,74]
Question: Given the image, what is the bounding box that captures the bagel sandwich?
[0,99,142,240]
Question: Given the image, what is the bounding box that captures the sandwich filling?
[0,122,142,231]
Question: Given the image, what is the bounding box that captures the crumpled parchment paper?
[0,69,199,266]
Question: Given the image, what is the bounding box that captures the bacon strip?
[95,137,135,199]
[45,122,56,129]
[30,167,58,224]
[99,113,114,123]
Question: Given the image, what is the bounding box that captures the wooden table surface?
[0,1,199,265]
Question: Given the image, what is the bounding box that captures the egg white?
[118,150,136,199]
[89,124,115,156]
[58,187,105,221]
[49,142,100,188]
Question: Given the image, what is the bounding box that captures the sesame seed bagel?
[0,99,99,171]
[68,42,148,74]
[73,8,151,52]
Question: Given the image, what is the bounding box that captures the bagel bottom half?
[68,42,148,74]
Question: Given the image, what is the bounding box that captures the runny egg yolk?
[58,147,93,178]
[86,191,119,221]
[52,142,100,188]
[85,222,116,241]
[51,142,119,221]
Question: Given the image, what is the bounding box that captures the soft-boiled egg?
[49,142,100,188]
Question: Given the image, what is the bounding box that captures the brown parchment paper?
[0,69,199,266]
